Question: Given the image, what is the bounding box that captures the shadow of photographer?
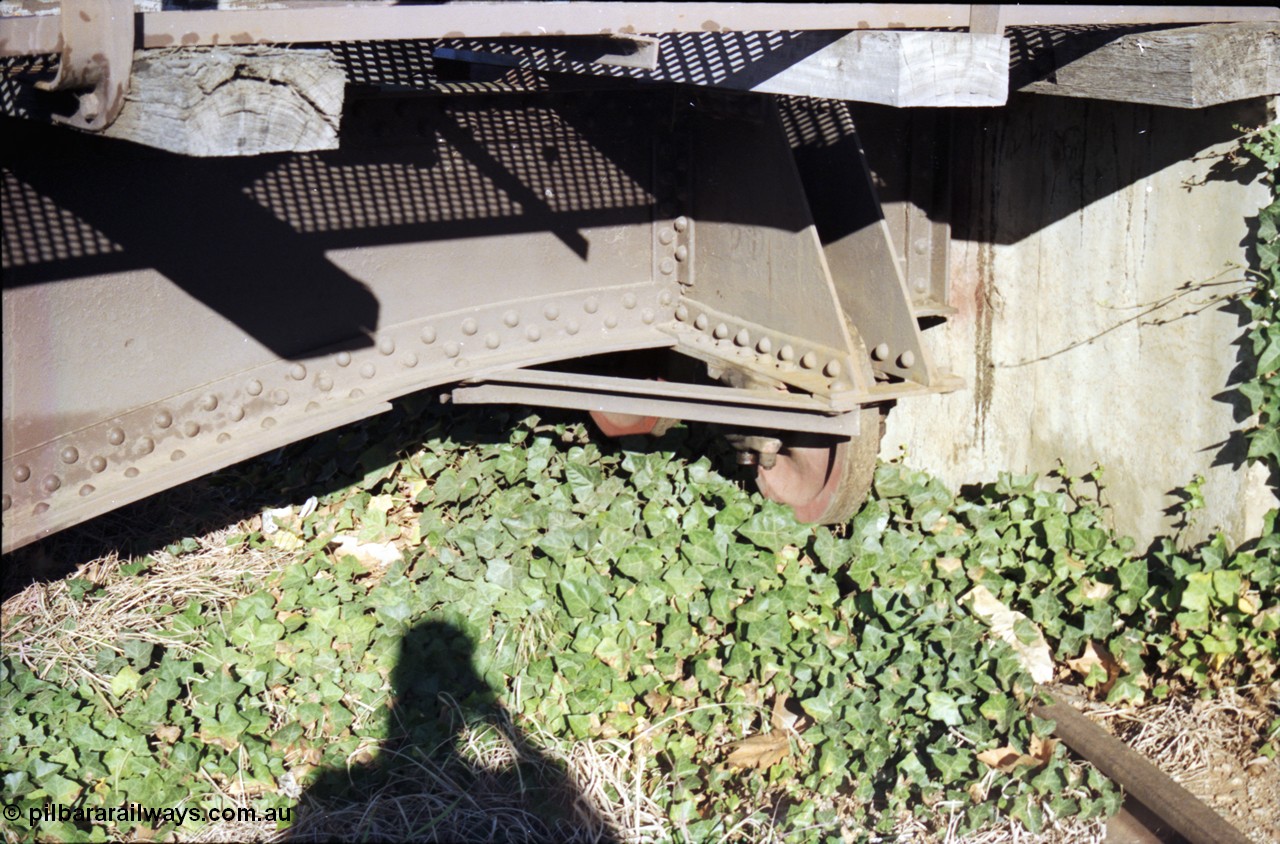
[283,619,618,843]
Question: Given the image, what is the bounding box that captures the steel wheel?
[589,410,665,437]
[755,407,882,524]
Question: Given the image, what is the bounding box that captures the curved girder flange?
[1,284,677,553]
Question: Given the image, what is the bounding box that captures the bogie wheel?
[589,410,668,438]
[755,407,883,525]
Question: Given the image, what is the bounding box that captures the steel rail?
[1035,693,1251,844]
[1,4,1277,57]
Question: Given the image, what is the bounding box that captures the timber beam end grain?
[1018,22,1279,109]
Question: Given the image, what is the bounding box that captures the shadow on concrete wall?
[949,94,1270,247]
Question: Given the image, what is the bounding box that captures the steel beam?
[2,5,1276,59]
[450,370,864,435]
[1,92,679,552]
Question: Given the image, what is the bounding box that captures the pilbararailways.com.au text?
[14,802,291,826]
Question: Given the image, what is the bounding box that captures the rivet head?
[757,337,773,354]
[566,319,580,335]
[402,353,419,368]
[421,326,437,345]
[674,216,689,232]
[336,351,352,367]
[139,437,155,454]
[660,258,676,275]
[734,329,750,346]
[60,446,79,464]
[42,475,60,493]
[246,379,263,396]
[604,315,618,329]
[641,308,655,324]
[272,389,289,406]
[675,304,689,321]
[360,363,376,379]
[230,405,245,422]
[290,363,307,381]
[317,373,333,392]
[217,432,232,444]
[1,494,9,511]
[800,352,818,369]
[526,326,542,342]
[659,291,673,306]
[872,343,890,361]
[200,394,218,411]
[898,350,916,368]
[184,421,200,437]
[108,427,126,446]
[622,293,637,310]
[33,502,49,514]
[79,484,95,497]
[658,228,675,245]
[378,337,396,355]
[779,344,795,362]
[461,318,478,336]
[503,310,520,327]
[445,342,461,358]
[713,323,729,340]
[350,388,365,398]
[261,416,279,430]
[89,456,107,473]
[544,304,560,321]
[694,314,708,331]
[675,245,689,262]
[125,467,140,478]
[824,360,843,377]
[306,401,320,412]
[155,410,173,428]
[485,333,500,349]
[171,450,186,461]
[584,297,599,314]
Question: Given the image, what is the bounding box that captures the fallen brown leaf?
[976,734,1056,773]
[724,732,791,771]
[153,724,182,744]
[1067,640,1121,693]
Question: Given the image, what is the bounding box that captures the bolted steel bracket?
[36,0,134,131]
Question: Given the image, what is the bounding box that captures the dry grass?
[1,519,289,695]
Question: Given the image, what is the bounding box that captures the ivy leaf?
[737,505,806,553]
[925,690,963,726]
[195,671,246,707]
[110,665,143,698]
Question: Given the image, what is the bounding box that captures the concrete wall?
[882,93,1278,548]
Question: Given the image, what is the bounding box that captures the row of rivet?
[4,386,244,513]
[673,304,849,381]
[4,288,670,523]
[654,127,692,288]
[670,304,860,394]
[870,342,916,370]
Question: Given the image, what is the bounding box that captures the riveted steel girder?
[2,85,953,553]
[1,91,682,551]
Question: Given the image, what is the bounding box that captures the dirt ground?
[1065,684,1280,844]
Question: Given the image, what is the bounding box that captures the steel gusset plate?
[1,90,682,552]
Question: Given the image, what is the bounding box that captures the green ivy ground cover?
[3,399,1276,843]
